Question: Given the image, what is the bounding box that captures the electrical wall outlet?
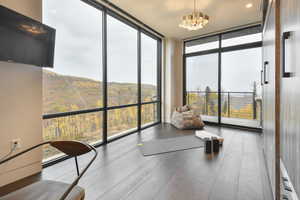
[11,138,21,150]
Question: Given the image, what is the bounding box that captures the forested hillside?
[42,70,157,160]
[43,70,157,114]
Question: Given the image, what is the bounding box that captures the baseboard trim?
[262,148,276,200]
[0,161,41,187]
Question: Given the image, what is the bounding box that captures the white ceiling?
[106,0,262,39]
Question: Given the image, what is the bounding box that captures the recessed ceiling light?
[246,3,253,8]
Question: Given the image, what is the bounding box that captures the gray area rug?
[139,136,204,156]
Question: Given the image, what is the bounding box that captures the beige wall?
[162,38,183,122]
[0,0,42,21]
[0,0,43,187]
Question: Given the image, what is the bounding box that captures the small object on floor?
[282,177,289,182]
[195,130,224,145]
[284,184,293,192]
[282,194,289,200]
[212,137,220,153]
[137,143,143,146]
[204,139,212,154]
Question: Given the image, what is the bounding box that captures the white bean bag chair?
[171,105,205,130]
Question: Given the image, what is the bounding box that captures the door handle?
[282,31,292,77]
[264,61,269,84]
[261,70,264,86]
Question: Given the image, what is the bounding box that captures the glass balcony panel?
[43,112,103,161]
[142,103,158,127]
[108,106,138,139]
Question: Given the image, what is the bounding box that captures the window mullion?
[102,9,108,143]
[137,30,142,130]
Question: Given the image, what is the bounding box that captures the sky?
[186,47,262,94]
[43,0,157,85]
[43,0,261,92]
[185,33,262,95]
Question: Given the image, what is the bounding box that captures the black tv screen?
[0,5,55,68]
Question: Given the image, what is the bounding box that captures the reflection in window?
[107,15,138,106]
[43,0,103,114]
[141,33,157,102]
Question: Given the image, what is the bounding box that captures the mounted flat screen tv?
[0,5,55,68]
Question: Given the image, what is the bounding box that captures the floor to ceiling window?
[42,0,161,162]
[221,47,262,127]
[184,26,262,128]
[106,14,138,138]
[141,33,160,126]
[107,15,138,107]
[42,0,103,160]
[186,53,219,123]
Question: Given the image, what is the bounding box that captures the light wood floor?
[0,123,273,200]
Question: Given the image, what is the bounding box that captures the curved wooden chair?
[0,141,98,200]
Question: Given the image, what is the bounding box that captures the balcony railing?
[186,91,262,122]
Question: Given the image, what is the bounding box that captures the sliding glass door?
[186,53,219,123]
[221,47,262,128]
[184,26,262,128]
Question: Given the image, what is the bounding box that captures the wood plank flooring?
[0,123,273,200]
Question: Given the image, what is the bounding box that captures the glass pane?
[141,33,158,102]
[222,33,262,47]
[221,47,262,128]
[43,112,103,161]
[185,35,219,53]
[107,15,138,107]
[43,0,103,114]
[222,26,262,47]
[108,106,138,139]
[186,54,219,122]
[142,103,158,126]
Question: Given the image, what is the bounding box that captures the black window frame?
[183,25,262,130]
[42,0,162,167]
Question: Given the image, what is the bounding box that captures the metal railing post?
[253,92,257,120]
[205,93,208,115]
[227,92,230,118]
[186,92,189,105]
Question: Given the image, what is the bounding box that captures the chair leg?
[75,156,79,176]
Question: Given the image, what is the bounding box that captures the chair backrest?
[50,141,93,156]
[0,140,98,200]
